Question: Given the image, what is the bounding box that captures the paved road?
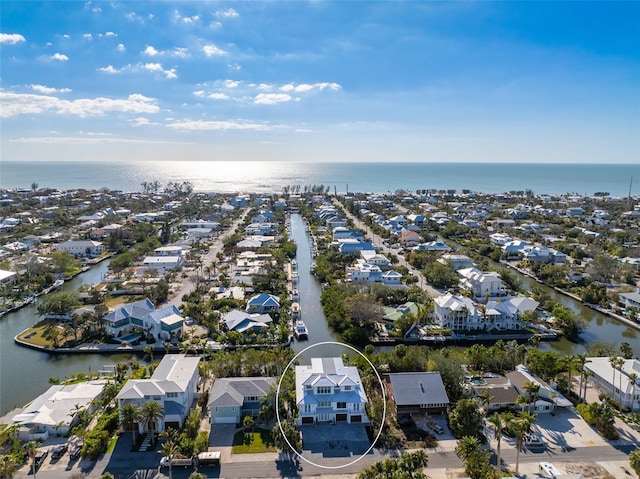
[332,198,442,299]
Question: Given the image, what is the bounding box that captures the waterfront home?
[296,357,368,425]
[245,293,280,314]
[400,229,421,248]
[619,289,640,310]
[438,254,476,271]
[332,227,364,241]
[10,380,106,441]
[103,299,184,341]
[506,365,572,413]
[244,222,278,236]
[346,262,382,283]
[360,250,391,268]
[584,357,640,411]
[209,377,276,425]
[116,354,200,432]
[457,267,508,300]
[182,219,220,231]
[433,293,480,331]
[56,240,104,258]
[502,240,530,255]
[223,309,273,334]
[236,238,263,252]
[381,270,403,285]
[483,297,538,331]
[489,233,512,246]
[154,245,184,256]
[0,268,17,285]
[142,255,184,272]
[337,239,374,254]
[413,239,452,252]
[382,302,419,325]
[388,372,449,416]
[522,246,567,264]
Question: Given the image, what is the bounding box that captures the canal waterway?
[0,260,142,416]
[289,213,347,362]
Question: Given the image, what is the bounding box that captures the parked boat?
[291,289,300,301]
[291,302,301,319]
[294,320,308,340]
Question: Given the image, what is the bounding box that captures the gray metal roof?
[388,372,450,407]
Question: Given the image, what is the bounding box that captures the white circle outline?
[275,340,386,469]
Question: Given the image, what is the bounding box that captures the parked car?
[51,444,68,460]
[34,449,48,469]
[160,456,194,468]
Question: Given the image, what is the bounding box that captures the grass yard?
[232,428,277,454]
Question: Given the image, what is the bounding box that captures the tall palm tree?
[576,354,591,402]
[582,369,594,403]
[512,412,536,474]
[455,435,482,461]
[141,401,165,447]
[487,412,511,474]
[523,380,540,413]
[158,428,181,479]
[477,390,495,415]
[119,403,141,444]
[610,356,619,403]
[24,441,39,479]
[616,357,626,407]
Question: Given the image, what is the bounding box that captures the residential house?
[223,310,273,334]
[11,380,106,441]
[360,250,391,269]
[482,297,538,331]
[438,254,476,271]
[209,377,276,424]
[337,239,374,254]
[489,233,512,246]
[413,239,451,252]
[469,376,520,412]
[400,229,422,248]
[388,372,450,416]
[142,255,184,272]
[0,269,16,285]
[56,240,104,258]
[382,302,419,325]
[458,267,508,300]
[506,365,572,413]
[244,223,278,236]
[296,357,369,425]
[332,227,364,241]
[584,357,640,411]
[381,270,403,285]
[619,289,640,310]
[103,299,184,341]
[523,246,567,264]
[502,240,530,256]
[154,246,184,257]
[347,262,382,283]
[433,293,480,331]
[246,293,280,314]
[116,354,201,432]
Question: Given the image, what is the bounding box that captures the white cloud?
[0,33,26,44]
[92,6,102,13]
[208,93,229,100]
[0,91,160,118]
[62,34,70,39]
[142,63,177,79]
[182,15,200,24]
[51,53,69,62]
[254,93,292,105]
[224,80,239,89]
[129,117,161,127]
[203,44,226,57]
[228,63,241,71]
[98,65,119,73]
[117,43,126,52]
[143,45,161,56]
[11,135,178,145]
[257,83,272,91]
[193,90,205,97]
[105,31,117,37]
[280,82,342,93]
[215,8,239,18]
[167,120,271,131]
[83,33,93,40]
[29,84,72,94]
[170,47,190,58]
[209,21,222,29]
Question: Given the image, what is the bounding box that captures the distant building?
[56,240,103,258]
[388,372,449,416]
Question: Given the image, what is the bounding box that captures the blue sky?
[1,1,638,163]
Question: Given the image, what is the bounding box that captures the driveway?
[210,424,237,464]
[300,424,371,458]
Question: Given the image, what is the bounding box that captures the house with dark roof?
[246,293,280,314]
[222,309,273,334]
[209,377,276,424]
[388,372,450,416]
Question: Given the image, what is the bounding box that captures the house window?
[318,401,331,408]
[304,404,311,413]
[337,402,346,409]
[344,386,351,391]
[353,403,359,411]
[305,385,312,389]
[317,386,331,394]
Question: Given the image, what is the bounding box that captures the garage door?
[336,414,348,422]
[301,417,314,424]
[351,415,362,423]
[213,416,238,424]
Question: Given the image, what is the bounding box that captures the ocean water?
[0,161,638,196]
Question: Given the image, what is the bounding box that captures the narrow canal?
[0,261,141,416]
[289,213,348,360]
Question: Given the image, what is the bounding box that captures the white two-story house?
[433,293,480,331]
[296,357,369,425]
[116,354,200,432]
[457,267,508,300]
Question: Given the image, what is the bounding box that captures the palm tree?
[143,345,154,362]
[512,412,536,474]
[24,441,39,479]
[523,380,540,413]
[119,403,141,445]
[487,412,511,473]
[455,435,482,461]
[582,369,594,403]
[0,454,18,479]
[399,450,429,478]
[629,373,639,412]
[616,357,625,406]
[141,400,165,447]
[516,394,528,413]
[477,390,495,415]
[610,356,619,403]
[158,428,181,479]
[576,354,591,402]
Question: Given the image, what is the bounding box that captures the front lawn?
[232,428,277,454]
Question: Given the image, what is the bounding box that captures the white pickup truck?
[160,456,193,468]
